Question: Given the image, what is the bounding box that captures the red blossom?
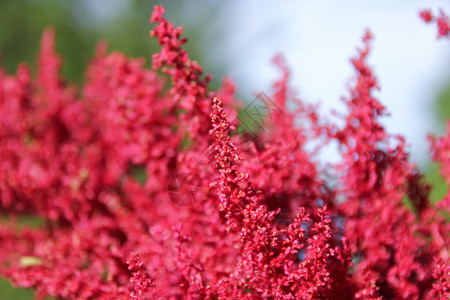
[127,253,153,299]
[420,8,450,39]
[420,10,434,23]
[150,4,212,138]
[0,5,448,300]
[431,258,450,299]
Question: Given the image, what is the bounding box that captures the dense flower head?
[0,4,448,299]
[431,257,450,298]
[127,253,153,299]
[420,9,450,39]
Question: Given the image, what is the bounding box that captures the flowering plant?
[0,4,448,299]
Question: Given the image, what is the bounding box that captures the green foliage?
[130,164,148,185]
[0,279,34,300]
[425,162,449,205]
[0,0,217,85]
[436,82,450,132]
[0,0,94,83]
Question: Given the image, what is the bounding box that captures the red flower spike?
[150,4,212,138]
[0,5,447,299]
[127,253,153,299]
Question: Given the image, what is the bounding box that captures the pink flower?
[127,253,153,299]
[0,4,447,299]
[420,9,450,39]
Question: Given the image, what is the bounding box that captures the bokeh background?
[0,0,449,298]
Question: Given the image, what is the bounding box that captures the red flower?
[0,4,447,299]
[420,9,450,39]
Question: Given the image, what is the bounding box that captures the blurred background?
[0,0,449,298]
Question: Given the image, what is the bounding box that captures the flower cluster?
[0,4,448,299]
[127,253,152,299]
[420,9,450,39]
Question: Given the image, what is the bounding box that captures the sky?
[201,1,450,166]
[81,0,450,167]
